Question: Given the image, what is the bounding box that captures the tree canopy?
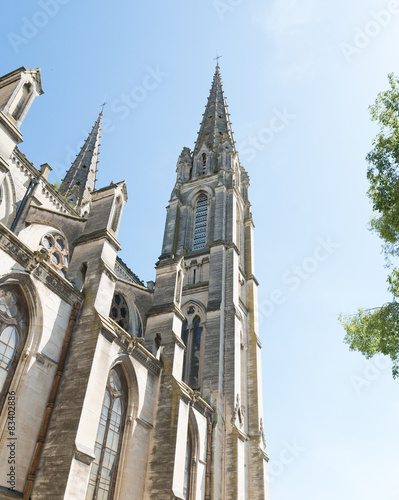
[339,73,399,379]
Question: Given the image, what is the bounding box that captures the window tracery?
[0,285,28,410]
[38,232,69,278]
[109,293,142,337]
[86,366,127,500]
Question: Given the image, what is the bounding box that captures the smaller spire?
[59,111,103,216]
[194,64,235,155]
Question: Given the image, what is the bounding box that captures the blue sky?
[3,0,399,498]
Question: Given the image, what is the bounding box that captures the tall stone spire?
[194,64,235,154]
[59,112,102,216]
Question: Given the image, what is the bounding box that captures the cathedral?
[0,65,269,499]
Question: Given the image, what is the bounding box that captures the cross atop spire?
[59,111,103,216]
[100,100,107,114]
[194,64,235,155]
[214,53,222,67]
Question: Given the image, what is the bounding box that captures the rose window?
[39,233,69,277]
[109,293,129,331]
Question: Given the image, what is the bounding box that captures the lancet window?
[193,194,208,251]
[86,366,127,500]
[183,425,194,500]
[201,153,207,174]
[0,285,28,410]
[181,304,204,389]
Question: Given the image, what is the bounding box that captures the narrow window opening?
[183,429,193,500]
[86,366,127,500]
[111,196,122,232]
[193,194,208,251]
[202,153,207,174]
[181,316,202,390]
[11,83,32,120]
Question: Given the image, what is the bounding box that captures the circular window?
[38,233,69,277]
[109,293,130,331]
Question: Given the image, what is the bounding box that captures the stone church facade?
[0,65,269,499]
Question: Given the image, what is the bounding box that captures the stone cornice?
[177,380,214,416]
[260,449,269,462]
[73,228,121,251]
[247,273,259,286]
[136,416,154,429]
[146,302,185,321]
[101,261,118,283]
[173,332,186,349]
[97,312,162,376]
[182,282,209,295]
[0,154,9,171]
[0,111,23,143]
[74,443,96,465]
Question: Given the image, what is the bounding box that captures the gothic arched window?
[86,366,127,500]
[0,285,28,410]
[182,315,202,389]
[193,195,208,251]
[38,232,69,278]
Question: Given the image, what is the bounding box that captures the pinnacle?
[59,111,103,215]
[194,66,235,155]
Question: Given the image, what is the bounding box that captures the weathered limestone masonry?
[0,64,269,500]
[145,65,270,499]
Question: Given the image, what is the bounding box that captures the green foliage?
[339,304,399,379]
[340,73,399,378]
[367,74,399,250]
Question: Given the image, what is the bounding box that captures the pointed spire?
[60,111,103,216]
[194,65,235,155]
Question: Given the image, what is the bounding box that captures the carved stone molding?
[0,223,82,305]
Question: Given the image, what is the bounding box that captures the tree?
[339,73,399,379]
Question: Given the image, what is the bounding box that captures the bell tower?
[146,65,269,499]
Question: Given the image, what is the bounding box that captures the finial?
[100,98,107,114]
[214,52,222,68]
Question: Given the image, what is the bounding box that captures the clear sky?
[3,1,399,498]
